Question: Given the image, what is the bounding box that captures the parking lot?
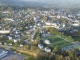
[0,50,27,60]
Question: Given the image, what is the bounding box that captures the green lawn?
[42,35,72,48]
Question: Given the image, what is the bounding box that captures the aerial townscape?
[0,0,80,60]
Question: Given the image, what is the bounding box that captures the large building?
[0,48,8,58]
[72,20,80,26]
[0,30,10,34]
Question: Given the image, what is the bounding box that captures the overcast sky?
[0,0,79,3]
[0,0,80,6]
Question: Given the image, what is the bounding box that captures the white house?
[57,15,60,19]
[3,11,10,13]
[8,36,12,40]
[38,44,44,49]
[0,30,10,34]
[44,22,60,28]
[0,42,2,45]
[9,43,12,46]
[62,23,65,27]
[6,18,14,22]
[13,39,18,43]
[20,44,23,47]
[44,47,51,52]
[44,39,51,44]
[72,20,80,26]
[13,38,20,43]
[45,22,51,25]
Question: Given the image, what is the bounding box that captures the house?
[13,39,18,43]
[57,15,60,19]
[16,30,20,34]
[62,46,73,51]
[20,44,23,47]
[38,44,44,49]
[73,41,80,45]
[13,34,20,43]
[70,29,78,33]
[0,42,2,45]
[44,47,51,52]
[72,20,80,26]
[9,43,12,46]
[25,26,28,29]
[44,39,51,45]
[12,30,20,34]
[15,34,20,38]
[6,18,14,22]
[45,21,51,25]
[3,11,10,13]
[44,21,59,28]
[62,23,65,27]
[8,36,12,40]
[0,30,10,34]
[4,43,7,45]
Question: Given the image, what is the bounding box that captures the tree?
[53,45,58,53]
[65,56,70,60]
[56,55,64,60]
[46,27,58,34]
[68,50,76,60]
[23,45,28,50]
[0,6,4,13]
[43,16,48,21]
[61,18,68,23]
[36,53,45,60]
[32,38,40,46]
[14,42,19,49]
[0,36,7,43]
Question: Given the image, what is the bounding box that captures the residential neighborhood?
[0,1,80,60]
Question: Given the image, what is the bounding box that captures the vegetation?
[46,27,74,42]
[35,50,80,60]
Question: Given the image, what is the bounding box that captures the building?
[44,39,51,45]
[7,36,12,40]
[72,20,80,26]
[38,44,44,49]
[0,48,8,58]
[62,46,73,51]
[44,47,51,52]
[0,30,10,34]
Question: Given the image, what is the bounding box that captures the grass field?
[42,35,72,48]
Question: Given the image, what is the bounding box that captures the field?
[42,35,72,48]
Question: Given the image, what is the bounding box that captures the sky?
[0,0,80,6]
[0,0,79,3]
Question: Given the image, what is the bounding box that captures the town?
[0,5,80,60]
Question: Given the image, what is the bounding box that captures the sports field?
[42,35,72,48]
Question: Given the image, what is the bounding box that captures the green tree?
[56,55,64,60]
[14,42,19,49]
[53,45,58,53]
